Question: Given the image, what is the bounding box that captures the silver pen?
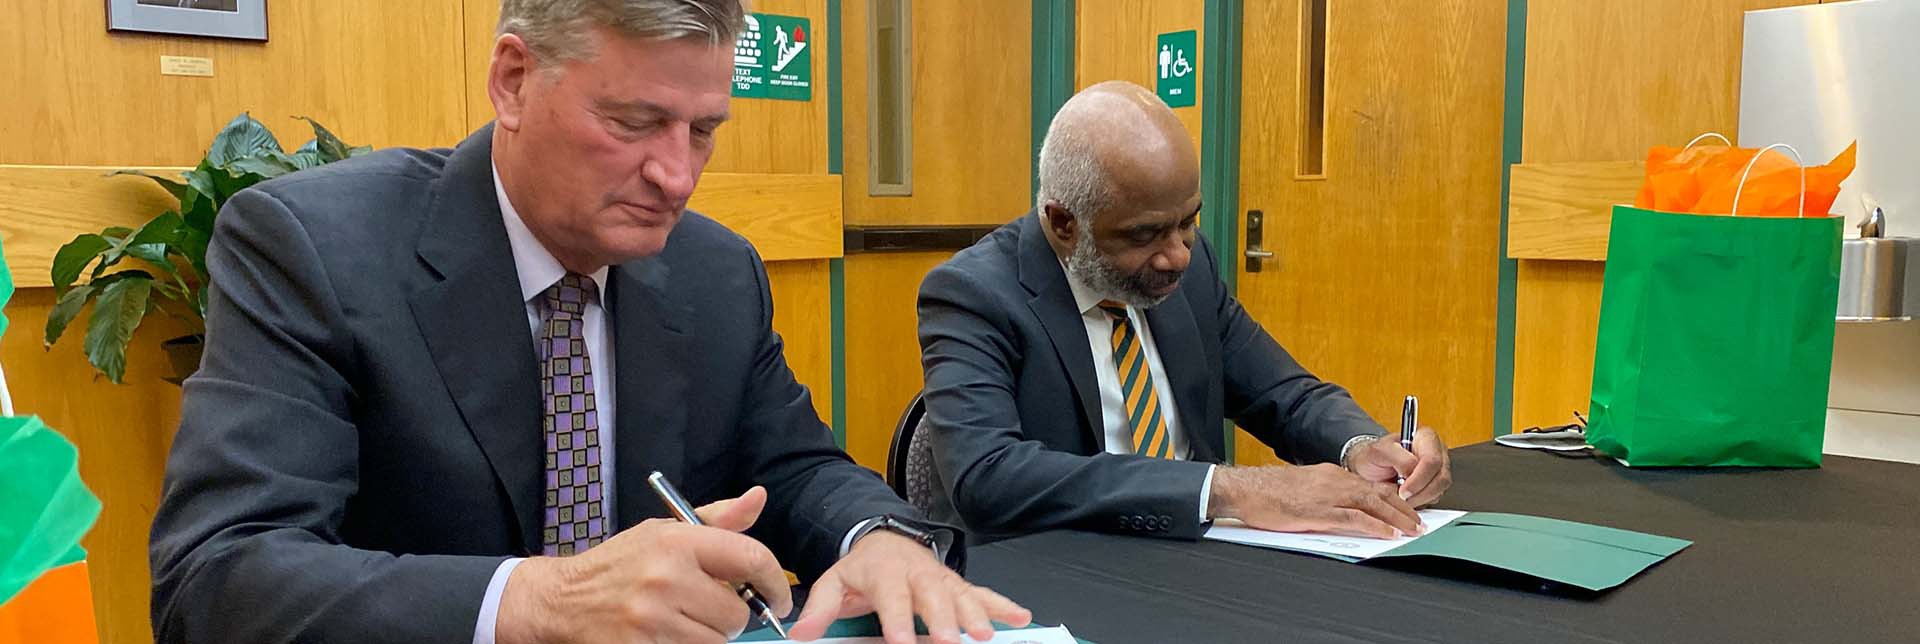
[1399,395,1418,487]
[645,471,788,638]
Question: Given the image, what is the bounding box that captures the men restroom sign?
[1156,30,1197,107]
[732,13,813,101]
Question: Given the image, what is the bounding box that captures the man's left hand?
[788,531,1031,644]
[1347,427,1452,507]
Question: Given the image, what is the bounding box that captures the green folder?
[1210,512,1690,592]
[735,616,1093,643]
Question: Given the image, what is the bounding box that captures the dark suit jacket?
[916,213,1385,543]
[149,127,923,643]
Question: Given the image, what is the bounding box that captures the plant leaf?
[131,211,184,245]
[83,275,154,384]
[111,169,199,209]
[126,244,174,273]
[51,234,112,293]
[43,283,95,347]
[205,162,265,203]
[178,226,211,279]
[295,116,354,162]
[92,227,143,279]
[228,153,298,180]
[206,112,282,168]
[288,150,328,170]
[347,145,373,158]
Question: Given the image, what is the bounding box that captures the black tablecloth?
[966,444,1920,643]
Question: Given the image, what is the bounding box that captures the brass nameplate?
[160,56,214,77]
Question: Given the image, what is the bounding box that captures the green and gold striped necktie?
[1099,301,1172,459]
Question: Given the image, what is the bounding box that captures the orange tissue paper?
[1634,141,1856,217]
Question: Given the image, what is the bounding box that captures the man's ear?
[489,34,539,131]
[1042,202,1079,243]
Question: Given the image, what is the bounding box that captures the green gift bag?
[1586,193,1843,467]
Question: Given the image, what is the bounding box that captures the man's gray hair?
[499,0,748,65]
[1034,103,1114,225]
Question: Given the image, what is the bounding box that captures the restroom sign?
[1155,30,1197,107]
[732,13,812,101]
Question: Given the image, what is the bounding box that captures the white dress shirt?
[473,165,615,644]
[1057,261,1218,521]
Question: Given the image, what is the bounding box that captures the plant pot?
[161,335,204,386]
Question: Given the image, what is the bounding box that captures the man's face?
[497,28,733,268]
[1065,190,1201,308]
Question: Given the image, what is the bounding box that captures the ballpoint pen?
[1399,395,1418,488]
[646,471,788,638]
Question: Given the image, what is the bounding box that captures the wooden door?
[1231,0,1508,463]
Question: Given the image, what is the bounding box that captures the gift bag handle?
[1685,132,1733,149]
[1,362,12,417]
[1730,142,1807,218]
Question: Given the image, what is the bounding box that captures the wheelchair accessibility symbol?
[1158,44,1194,80]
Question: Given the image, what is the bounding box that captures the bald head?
[1037,81,1202,308]
[1036,80,1200,224]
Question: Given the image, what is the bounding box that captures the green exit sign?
[1155,30,1197,107]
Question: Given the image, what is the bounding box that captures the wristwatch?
[850,514,964,573]
[1340,434,1383,472]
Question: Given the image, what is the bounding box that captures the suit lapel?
[410,126,545,552]
[1143,289,1221,463]
[607,256,693,530]
[1015,215,1106,449]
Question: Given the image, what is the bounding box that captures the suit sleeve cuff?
[1198,464,1218,522]
[472,557,525,644]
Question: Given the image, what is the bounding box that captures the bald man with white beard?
[915,81,1453,544]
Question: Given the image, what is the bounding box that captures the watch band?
[850,514,964,573]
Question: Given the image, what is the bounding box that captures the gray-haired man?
[916,81,1453,545]
[148,2,1027,643]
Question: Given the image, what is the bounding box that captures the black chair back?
[885,392,925,496]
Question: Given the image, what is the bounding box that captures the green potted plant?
[43,113,370,384]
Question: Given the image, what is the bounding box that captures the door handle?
[1244,209,1273,272]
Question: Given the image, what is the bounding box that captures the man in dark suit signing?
[148,2,1027,643]
[917,81,1453,544]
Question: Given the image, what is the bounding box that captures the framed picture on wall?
[107,0,268,41]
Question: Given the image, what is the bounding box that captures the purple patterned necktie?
[539,273,606,556]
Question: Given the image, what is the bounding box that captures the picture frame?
[106,0,268,42]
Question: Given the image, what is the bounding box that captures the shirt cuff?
[472,557,525,644]
[839,517,881,557]
[1198,464,1218,522]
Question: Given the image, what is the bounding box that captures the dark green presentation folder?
[1213,512,1691,592]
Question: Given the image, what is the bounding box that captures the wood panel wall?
[1074,1,1204,147]
[835,0,1033,471]
[1510,0,1812,432]
[0,1,837,641]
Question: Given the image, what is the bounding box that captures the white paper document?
[755,625,1079,644]
[1203,509,1468,560]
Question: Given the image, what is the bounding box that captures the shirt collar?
[493,162,610,305]
[1057,258,1114,317]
